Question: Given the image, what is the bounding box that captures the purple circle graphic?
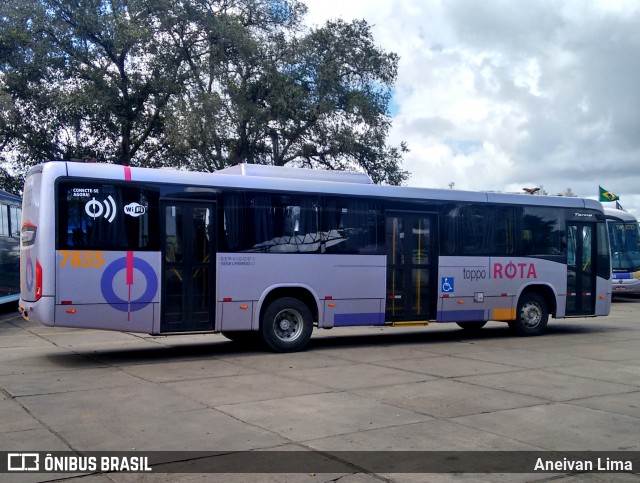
[26,255,34,292]
[100,257,158,312]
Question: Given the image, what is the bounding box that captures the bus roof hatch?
[216,163,374,185]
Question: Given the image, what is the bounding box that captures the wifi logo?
[85,196,117,223]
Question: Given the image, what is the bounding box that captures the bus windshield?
[608,220,640,272]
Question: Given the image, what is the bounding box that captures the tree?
[166,3,408,183]
[0,165,22,195]
[1,0,408,187]
[1,0,184,169]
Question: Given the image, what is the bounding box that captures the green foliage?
[1,0,183,167]
[1,0,408,185]
[0,165,23,195]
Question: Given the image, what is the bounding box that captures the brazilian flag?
[599,186,620,202]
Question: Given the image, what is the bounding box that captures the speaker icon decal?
[85,196,117,223]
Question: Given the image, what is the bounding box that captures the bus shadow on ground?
[0,302,19,316]
[307,322,615,350]
[611,295,640,303]
[43,321,619,367]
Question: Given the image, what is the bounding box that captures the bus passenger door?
[385,213,438,322]
[161,200,216,332]
[566,222,596,315]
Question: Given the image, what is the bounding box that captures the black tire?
[260,297,313,352]
[509,292,548,336]
[456,321,487,331]
[221,331,259,345]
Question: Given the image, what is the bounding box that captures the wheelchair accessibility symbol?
[441,277,454,293]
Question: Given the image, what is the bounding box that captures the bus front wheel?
[260,297,313,352]
[509,293,548,336]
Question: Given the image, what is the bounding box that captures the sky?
[303,0,640,216]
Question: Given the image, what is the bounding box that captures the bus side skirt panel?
[437,257,565,323]
[596,276,612,316]
[54,250,160,333]
[216,253,386,331]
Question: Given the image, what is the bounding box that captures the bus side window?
[597,222,611,280]
[243,194,321,253]
[0,204,8,236]
[165,205,182,262]
[444,203,518,256]
[295,197,321,252]
[567,225,576,266]
[66,202,89,247]
[457,204,505,255]
[57,182,159,251]
[222,192,242,252]
[495,206,516,255]
[322,198,384,255]
[10,206,21,238]
[442,204,459,255]
[522,207,562,256]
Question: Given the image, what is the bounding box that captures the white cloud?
[303,0,640,215]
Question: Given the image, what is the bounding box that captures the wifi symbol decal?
[85,196,117,223]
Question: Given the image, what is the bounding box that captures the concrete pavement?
[1,298,639,482]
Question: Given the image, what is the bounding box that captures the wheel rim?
[272,308,304,342]
[520,301,542,328]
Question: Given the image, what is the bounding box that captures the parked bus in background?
[19,161,611,352]
[605,206,640,294]
[0,189,21,305]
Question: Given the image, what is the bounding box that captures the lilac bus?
[0,189,21,305]
[605,207,640,294]
[19,161,611,352]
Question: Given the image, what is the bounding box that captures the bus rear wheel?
[260,297,313,353]
[509,292,548,336]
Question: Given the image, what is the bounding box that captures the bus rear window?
[57,181,159,251]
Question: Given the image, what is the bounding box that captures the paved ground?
[1,298,640,482]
